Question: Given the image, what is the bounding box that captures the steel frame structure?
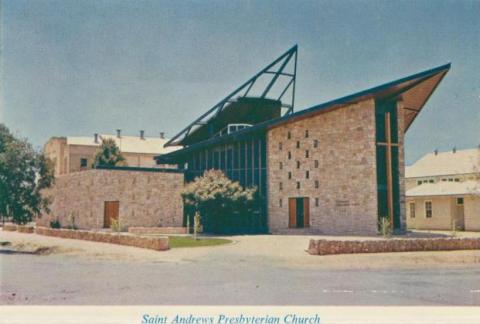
[164,45,298,147]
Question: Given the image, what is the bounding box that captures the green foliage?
[50,219,61,229]
[181,170,258,233]
[0,124,55,224]
[378,216,392,237]
[110,218,120,232]
[168,236,231,248]
[93,138,126,167]
[68,211,78,230]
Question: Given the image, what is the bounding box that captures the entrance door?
[288,197,310,228]
[104,201,119,228]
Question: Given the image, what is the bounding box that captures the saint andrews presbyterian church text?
[41,46,451,235]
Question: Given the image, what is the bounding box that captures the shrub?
[378,216,392,237]
[110,218,120,233]
[50,218,61,229]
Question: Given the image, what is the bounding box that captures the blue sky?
[1,0,479,164]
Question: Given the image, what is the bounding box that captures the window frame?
[409,202,415,218]
[425,200,433,218]
[456,197,464,206]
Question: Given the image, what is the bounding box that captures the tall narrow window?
[288,151,291,159]
[279,198,283,207]
[315,180,319,189]
[315,160,319,168]
[425,201,432,218]
[279,142,283,150]
[315,198,319,207]
[279,182,283,190]
[296,141,300,148]
[314,139,318,148]
[409,202,415,218]
[296,161,300,169]
[288,172,292,179]
[305,150,309,158]
[296,182,300,189]
[306,171,309,179]
[287,131,291,139]
[279,162,283,170]
[305,130,309,138]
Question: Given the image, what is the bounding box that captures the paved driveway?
[1,231,480,305]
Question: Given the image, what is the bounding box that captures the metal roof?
[155,62,450,162]
[406,180,480,197]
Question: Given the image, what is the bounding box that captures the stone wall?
[396,100,407,232]
[307,237,480,255]
[128,227,187,235]
[36,227,169,251]
[267,99,379,235]
[37,169,184,230]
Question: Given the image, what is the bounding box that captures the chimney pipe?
[434,149,438,155]
[160,132,165,139]
[116,129,121,138]
[94,133,99,144]
[453,147,457,153]
[140,130,145,140]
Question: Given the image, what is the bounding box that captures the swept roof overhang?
[155,63,450,163]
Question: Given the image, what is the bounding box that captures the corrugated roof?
[67,134,181,155]
[406,180,480,197]
[406,148,480,178]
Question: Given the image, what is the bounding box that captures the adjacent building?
[406,148,480,231]
[44,131,179,177]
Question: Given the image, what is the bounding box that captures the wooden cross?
[377,112,398,230]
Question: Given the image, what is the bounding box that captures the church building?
[155,46,450,235]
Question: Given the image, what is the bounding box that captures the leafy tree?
[0,124,54,224]
[93,138,126,167]
[181,170,258,233]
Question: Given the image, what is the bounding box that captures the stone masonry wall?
[397,100,407,232]
[37,169,184,230]
[267,99,379,235]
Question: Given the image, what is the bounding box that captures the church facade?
[156,46,450,235]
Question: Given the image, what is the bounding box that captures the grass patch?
[168,236,232,248]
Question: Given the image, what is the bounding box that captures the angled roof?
[155,63,450,162]
[406,148,480,178]
[67,134,181,155]
[406,180,480,197]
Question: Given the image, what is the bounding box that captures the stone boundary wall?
[17,225,34,233]
[35,227,169,251]
[128,227,187,235]
[307,237,480,255]
[2,224,17,231]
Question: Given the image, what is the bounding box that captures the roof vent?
[160,132,165,139]
[140,130,145,140]
[434,149,438,155]
[94,133,99,144]
[116,129,121,138]
[453,147,457,153]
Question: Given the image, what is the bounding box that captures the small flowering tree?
[181,170,258,234]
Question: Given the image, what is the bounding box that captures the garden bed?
[307,237,480,255]
[128,227,187,235]
[35,227,169,251]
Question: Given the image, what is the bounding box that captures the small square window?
[429,179,434,183]
[296,182,300,189]
[296,161,300,169]
[305,130,309,138]
[288,172,292,179]
[448,178,453,182]
[314,160,319,168]
[417,180,422,185]
[315,198,319,207]
[305,150,309,158]
[287,131,291,139]
[314,140,318,148]
[456,197,464,205]
[315,180,319,189]
[296,141,300,148]
[80,158,88,167]
[454,178,460,182]
[306,171,309,179]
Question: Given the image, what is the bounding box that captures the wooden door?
[303,197,310,227]
[288,198,296,228]
[104,201,119,228]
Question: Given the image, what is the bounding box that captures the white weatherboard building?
[405,148,480,231]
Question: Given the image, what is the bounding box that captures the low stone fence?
[128,227,187,235]
[307,237,480,255]
[17,225,35,233]
[35,227,169,251]
[2,224,17,231]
